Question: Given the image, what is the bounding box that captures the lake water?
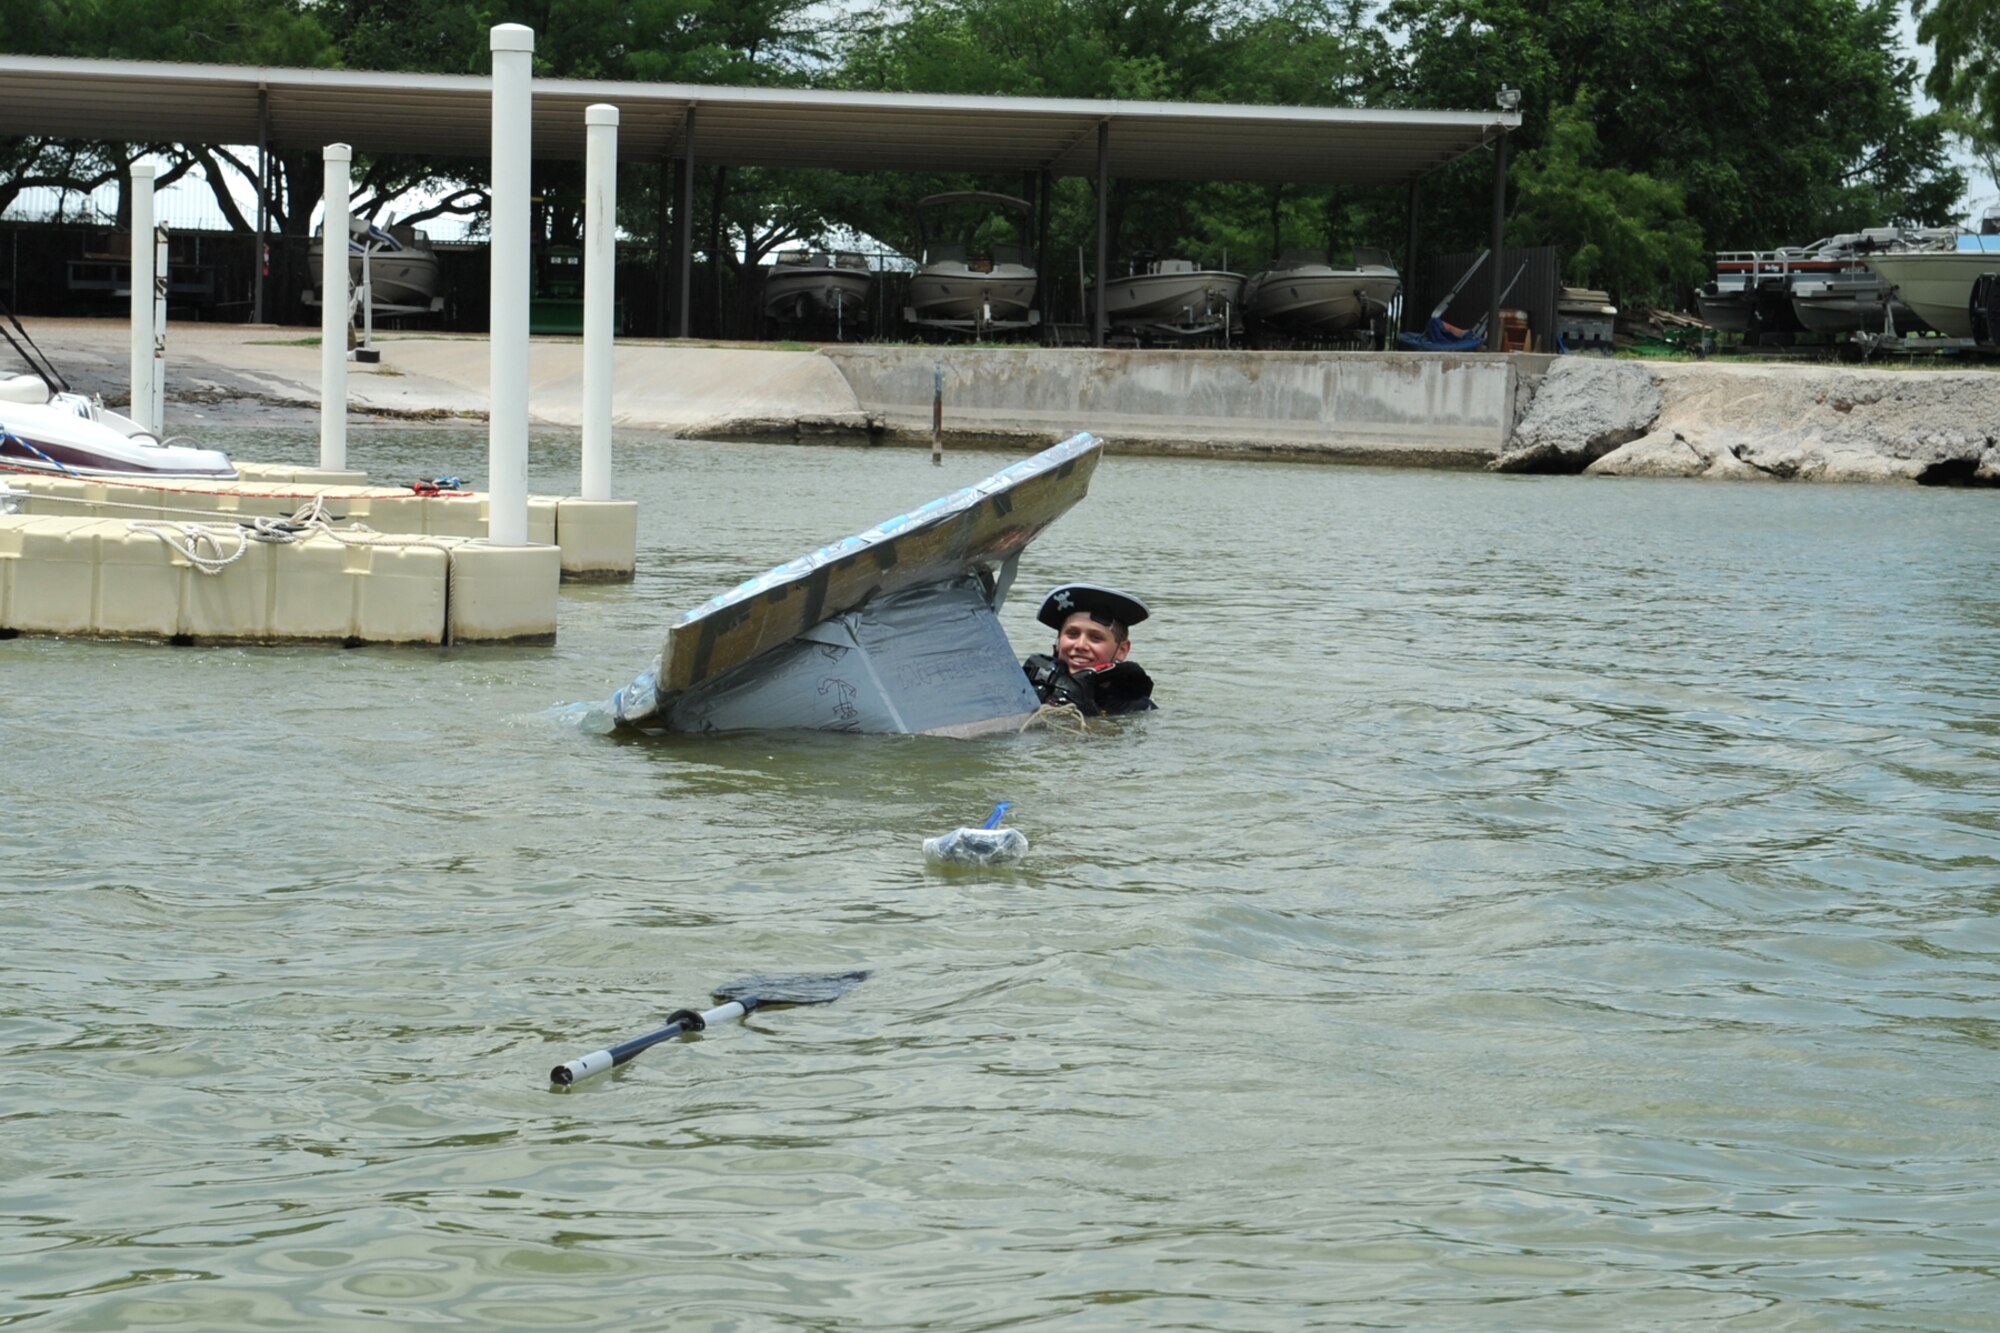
[5,427,1999,1330]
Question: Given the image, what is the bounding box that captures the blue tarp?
[1396,316,1486,352]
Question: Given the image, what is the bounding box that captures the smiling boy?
[1021,583,1158,716]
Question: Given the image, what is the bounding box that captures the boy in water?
[1022,582,1157,716]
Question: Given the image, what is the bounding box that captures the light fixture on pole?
[1496,85,1522,112]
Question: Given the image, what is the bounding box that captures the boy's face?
[1055,611,1129,671]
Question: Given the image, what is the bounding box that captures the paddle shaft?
[550,996,760,1085]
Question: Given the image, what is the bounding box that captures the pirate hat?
[1036,583,1150,631]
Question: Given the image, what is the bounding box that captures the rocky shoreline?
[1501,357,2000,484]
[13,319,2000,484]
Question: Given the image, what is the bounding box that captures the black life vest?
[1023,654,1157,716]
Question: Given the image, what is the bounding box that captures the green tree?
[840,0,1234,100]
[0,0,337,237]
[313,0,841,318]
[1915,0,2000,170]
[1508,89,1705,305]
[1383,0,1961,251]
[831,0,1397,298]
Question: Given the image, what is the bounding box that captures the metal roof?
[0,54,1517,187]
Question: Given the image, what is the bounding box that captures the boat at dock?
[903,192,1040,339]
[1095,256,1244,342]
[0,372,236,480]
[1243,247,1400,342]
[0,312,235,481]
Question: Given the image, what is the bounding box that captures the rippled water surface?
[6,426,2000,1330]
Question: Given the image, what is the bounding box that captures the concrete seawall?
[818,346,1520,466]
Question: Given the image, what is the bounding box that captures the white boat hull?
[0,382,236,480]
[905,263,1038,333]
[764,267,875,327]
[1097,269,1244,336]
[307,248,443,312]
[1245,265,1400,335]
[306,222,444,314]
[1790,276,1927,335]
[1861,251,2000,339]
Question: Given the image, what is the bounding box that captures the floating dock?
[1,468,637,582]
[0,507,559,645]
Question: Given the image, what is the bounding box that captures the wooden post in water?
[931,360,943,466]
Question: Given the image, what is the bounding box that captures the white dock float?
[0,513,558,645]
[2,473,637,582]
[234,462,370,487]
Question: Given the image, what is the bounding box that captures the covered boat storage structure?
[0,53,1522,347]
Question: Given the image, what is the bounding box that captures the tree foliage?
[1380,0,1962,260]
[1916,0,2000,160]
[1507,89,1705,306]
[0,0,1975,311]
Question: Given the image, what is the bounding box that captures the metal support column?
[1036,167,1053,330]
[1486,128,1509,352]
[1093,121,1109,348]
[676,107,696,339]
[317,145,350,471]
[1402,179,1420,336]
[129,161,157,435]
[254,86,268,324]
[655,154,672,336]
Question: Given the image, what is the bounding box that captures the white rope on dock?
[128,520,257,574]
[126,496,467,576]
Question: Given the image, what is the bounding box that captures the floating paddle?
[549,970,868,1086]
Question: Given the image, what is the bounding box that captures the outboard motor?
[1970,273,2000,346]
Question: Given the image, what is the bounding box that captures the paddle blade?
[712,970,868,1006]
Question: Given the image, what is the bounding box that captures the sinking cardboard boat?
[610,431,1103,737]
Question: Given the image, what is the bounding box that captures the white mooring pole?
[581,103,619,503]
[319,143,352,472]
[128,161,156,434]
[488,23,534,546]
